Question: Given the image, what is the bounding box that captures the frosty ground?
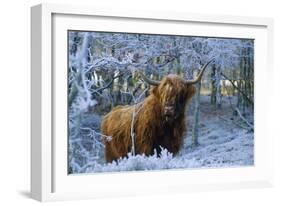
[74,95,254,173]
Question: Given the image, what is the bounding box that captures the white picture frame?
[31,3,274,202]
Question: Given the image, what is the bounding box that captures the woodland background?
[68,31,254,174]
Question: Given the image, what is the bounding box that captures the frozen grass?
[71,95,254,174]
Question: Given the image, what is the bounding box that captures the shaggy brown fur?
[101,74,196,163]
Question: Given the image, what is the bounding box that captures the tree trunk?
[176,57,181,75]
[192,71,201,147]
[215,66,222,109]
[210,64,217,105]
[237,48,244,109]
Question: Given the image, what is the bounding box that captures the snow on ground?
[77,95,254,174]
[180,95,254,168]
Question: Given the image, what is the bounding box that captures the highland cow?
[101,60,214,163]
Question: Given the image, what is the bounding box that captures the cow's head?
[140,59,213,124]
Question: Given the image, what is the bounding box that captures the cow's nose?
[164,106,174,115]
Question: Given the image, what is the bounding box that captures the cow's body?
[101,59,213,163]
[101,75,195,163]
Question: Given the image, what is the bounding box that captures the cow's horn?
[139,71,160,86]
[185,58,215,85]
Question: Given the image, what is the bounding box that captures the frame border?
[31,3,274,201]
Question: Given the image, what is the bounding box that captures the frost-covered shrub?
[81,148,202,173]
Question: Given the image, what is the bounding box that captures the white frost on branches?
[68,31,254,174]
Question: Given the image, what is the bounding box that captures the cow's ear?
[151,86,159,97]
[186,85,196,100]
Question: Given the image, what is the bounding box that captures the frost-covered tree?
[68,31,254,173]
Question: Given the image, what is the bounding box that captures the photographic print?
[68,31,254,174]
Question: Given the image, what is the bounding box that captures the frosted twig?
[80,127,112,142]
[221,72,253,106]
[128,87,147,156]
[235,108,254,130]
[130,104,136,156]
[136,88,148,103]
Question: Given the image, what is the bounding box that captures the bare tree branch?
[221,72,254,106]
[95,71,130,93]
